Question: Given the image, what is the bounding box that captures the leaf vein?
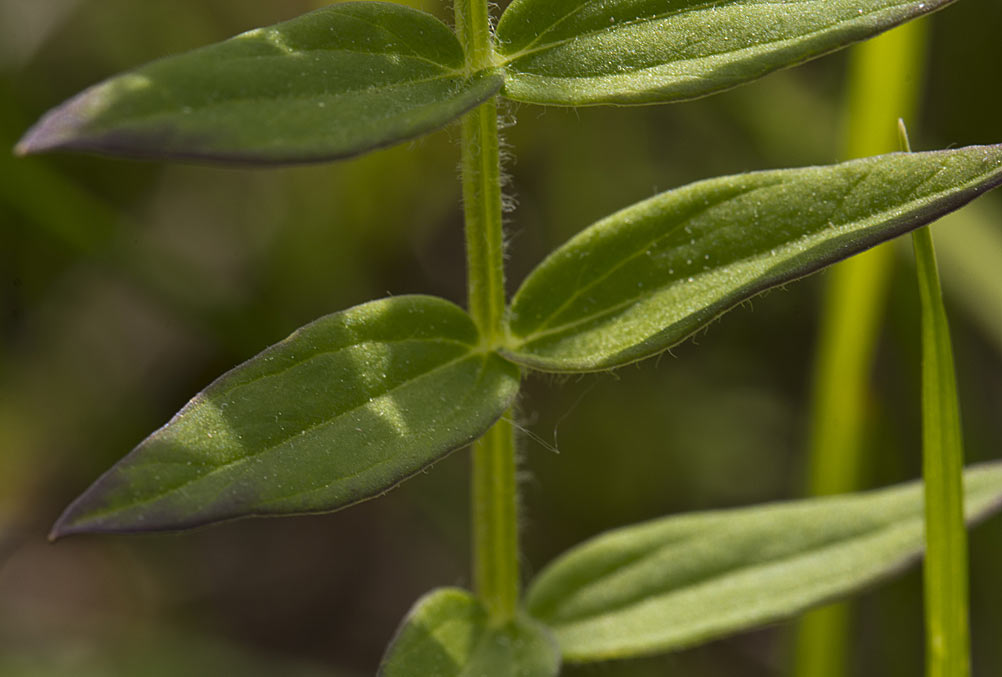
[502,0,921,71]
[252,354,502,507]
[549,514,914,624]
[92,352,480,519]
[516,181,778,342]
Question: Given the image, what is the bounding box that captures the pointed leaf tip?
[497,0,957,105]
[50,296,521,536]
[18,3,502,164]
[506,144,1002,372]
[15,89,93,157]
[13,138,31,157]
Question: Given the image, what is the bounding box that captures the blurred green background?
[3,1,1002,675]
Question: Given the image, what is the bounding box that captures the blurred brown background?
[3,1,1002,675]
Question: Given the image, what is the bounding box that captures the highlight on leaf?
[504,144,1002,372]
[496,0,955,105]
[16,2,503,164]
[50,296,521,538]
[526,462,1002,662]
[379,588,560,677]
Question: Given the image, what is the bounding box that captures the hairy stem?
[455,0,519,622]
[456,0,505,344]
[472,416,520,622]
[460,97,507,343]
[793,19,928,677]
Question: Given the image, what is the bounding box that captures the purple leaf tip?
[15,88,95,157]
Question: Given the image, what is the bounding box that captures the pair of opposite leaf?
[19,1,1002,674]
[22,0,1002,537]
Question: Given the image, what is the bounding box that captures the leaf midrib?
[528,518,723,618]
[542,505,919,626]
[85,71,490,138]
[502,0,724,58]
[75,350,485,524]
[511,156,999,353]
[223,45,461,74]
[220,336,472,397]
[500,0,920,71]
[115,66,469,111]
[512,181,773,342]
[255,353,504,509]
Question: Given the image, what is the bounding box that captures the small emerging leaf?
[505,144,1002,372]
[51,296,520,537]
[526,462,1002,662]
[379,588,560,677]
[17,2,502,164]
[496,0,954,105]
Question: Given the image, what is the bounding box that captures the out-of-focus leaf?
[936,198,1002,353]
[495,0,954,105]
[0,0,81,70]
[16,2,502,164]
[50,296,521,537]
[505,144,1002,372]
[526,462,1002,662]
[379,588,560,677]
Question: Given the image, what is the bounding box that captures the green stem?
[913,225,970,677]
[455,0,519,623]
[472,416,520,622]
[460,97,507,343]
[456,0,504,344]
[793,20,928,677]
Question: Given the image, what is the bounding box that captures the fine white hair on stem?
[498,102,519,275]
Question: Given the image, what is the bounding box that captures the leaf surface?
[496,0,954,105]
[51,296,521,537]
[505,144,1002,372]
[16,2,502,164]
[526,462,1002,662]
[379,588,560,677]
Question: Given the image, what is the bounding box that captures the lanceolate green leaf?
[525,462,1002,663]
[16,3,502,164]
[50,296,521,538]
[379,588,560,677]
[495,0,954,105]
[505,144,1002,372]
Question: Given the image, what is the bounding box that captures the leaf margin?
[50,294,522,539]
[525,461,1002,663]
[495,0,957,106]
[16,2,504,165]
[378,586,561,677]
[502,144,1002,373]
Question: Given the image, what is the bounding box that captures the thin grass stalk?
[906,117,970,675]
[792,19,929,677]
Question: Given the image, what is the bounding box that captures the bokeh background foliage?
[2,0,1002,675]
